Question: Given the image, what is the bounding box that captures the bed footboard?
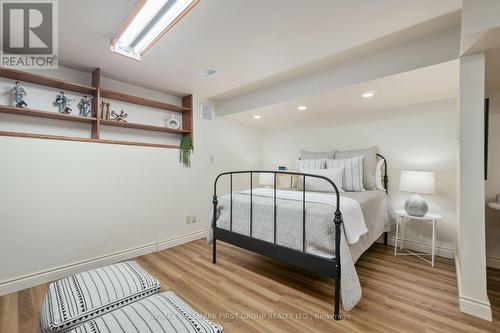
[212,170,343,320]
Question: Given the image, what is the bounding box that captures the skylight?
[111,0,199,61]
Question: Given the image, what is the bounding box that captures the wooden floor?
[1,240,499,333]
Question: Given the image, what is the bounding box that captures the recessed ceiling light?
[297,106,307,111]
[253,115,261,119]
[361,90,377,98]
[111,0,200,61]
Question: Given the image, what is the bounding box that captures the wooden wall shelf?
[100,119,190,134]
[100,89,190,113]
[0,130,180,149]
[0,68,96,95]
[0,67,193,149]
[0,105,96,123]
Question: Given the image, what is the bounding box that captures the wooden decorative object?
[0,66,193,149]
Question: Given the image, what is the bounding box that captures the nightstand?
[394,209,442,267]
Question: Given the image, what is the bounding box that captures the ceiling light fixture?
[361,90,377,98]
[111,0,200,61]
[297,106,307,111]
[253,115,261,119]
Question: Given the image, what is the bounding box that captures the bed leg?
[212,194,218,264]
[212,238,216,264]
[334,276,341,320]
[334,209,342,321]
[384,232,388,246]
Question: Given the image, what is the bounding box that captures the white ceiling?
[224,60,459,130]
[59,0,461,98]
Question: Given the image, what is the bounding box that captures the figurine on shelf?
[10,81,28,108]
[105,102,111,120]
[77,96,93,117]
[111,109,128,122]
[55,91,74,114]
[100,100,106,119]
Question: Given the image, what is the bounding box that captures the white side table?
[394,209,442,267]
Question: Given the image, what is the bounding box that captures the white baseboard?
[486,256,500,269]
[455,250,492,321]
[0,229,207,297]
[386,236,454,259]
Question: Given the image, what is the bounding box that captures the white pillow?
[297,167,344,192]
[295,158,327,170]
[375,158,386,191]
[326,156,364,192]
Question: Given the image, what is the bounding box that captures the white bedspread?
[207,188,366,311]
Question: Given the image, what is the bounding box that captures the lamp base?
[404,194,428,217]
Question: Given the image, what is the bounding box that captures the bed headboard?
[376,153,389,191]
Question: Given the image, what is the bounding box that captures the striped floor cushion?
[68,291,224,333]
[40,261,160,333]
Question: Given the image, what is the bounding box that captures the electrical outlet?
[191,215,197,224]
[185,216,191,224]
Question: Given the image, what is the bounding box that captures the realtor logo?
[1,0,58,68]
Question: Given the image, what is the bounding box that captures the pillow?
[326,156,364,192]
[335,146,378,190]
[299,149,336,160]
[294,159,326,189]
[375,158,386,190]
[40,261,160,333]
[66,292,224,333]
[297,167,344,192]
[295,158,327,170]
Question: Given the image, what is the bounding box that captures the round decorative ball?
[404,194,428,217]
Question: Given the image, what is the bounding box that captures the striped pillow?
[297,167,344,192]
[40,261,160,333]
[295,159,326,190]
[295,158,327,170]
[67,291,224,333]
[326,156,365,192]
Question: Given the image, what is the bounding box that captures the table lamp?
[399,170,435,217]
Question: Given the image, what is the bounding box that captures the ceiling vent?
[200,104,214,120]
[200,68,217,78]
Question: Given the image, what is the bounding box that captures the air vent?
[200,104,214,120]
[200,68,217,78]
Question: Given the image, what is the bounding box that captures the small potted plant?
[179,136,193,167]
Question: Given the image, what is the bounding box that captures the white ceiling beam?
[215,27,460,116]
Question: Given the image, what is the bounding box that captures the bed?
[209,155,389,320]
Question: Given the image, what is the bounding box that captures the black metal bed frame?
[212,154,388,320]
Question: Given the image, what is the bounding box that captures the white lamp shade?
[399,170,435,194]
[259,173,274,186]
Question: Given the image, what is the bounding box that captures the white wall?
[485,90,500,269]
[461,0,500,55]
[457,53,491,321]
[261,99,458,255]
[0,68,262,294]
[462,0,500,37]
